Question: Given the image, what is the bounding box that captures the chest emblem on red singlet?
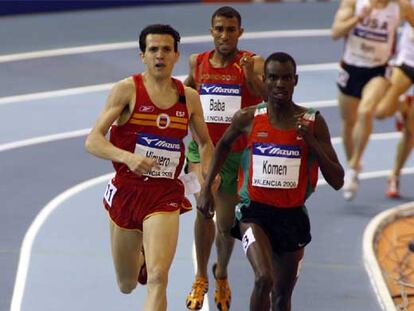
[176,110,186,117]
[156,113,171,129]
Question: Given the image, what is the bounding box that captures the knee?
[271,293,291,311]
[147,266,169,288]
[215,217,233,237]
[271,285,294,310]
[254,271,273,294]
[117,279,137,294]
[357,105,373,122]
[216,222,232,236]
[405,127,414,143]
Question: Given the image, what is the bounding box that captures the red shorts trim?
[103,175,192,231]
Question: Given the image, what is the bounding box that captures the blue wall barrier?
[0,1,201,16]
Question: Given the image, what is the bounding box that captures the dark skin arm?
[197,106,255,219]
[297,113,344,190]
[184,53,198,89]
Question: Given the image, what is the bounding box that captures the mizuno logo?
[142,137,158,144]
[201,85,215,93]
[201,84,240,95]
[256,146,272,153]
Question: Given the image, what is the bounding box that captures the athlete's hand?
[197,187,215,219]
[125,153,159,176]
[240,54,255,79]
[358,4,372,21]
[297,119,317,148]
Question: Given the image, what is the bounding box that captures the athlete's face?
[210,16,243,56]
[265,60,298,105]
[141,34,179,78]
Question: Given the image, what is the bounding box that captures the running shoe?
[212,263,231,311]
[186,276,208,310]
[343,168,359,201]
[385,176,400,198]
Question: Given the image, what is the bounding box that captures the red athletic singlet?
[110,74,189,181]
[194,50,262,151]
[239,103,319,208]
[103,74,191,230]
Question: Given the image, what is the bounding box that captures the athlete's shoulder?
[112,76,136,95]
[183,84,200,100]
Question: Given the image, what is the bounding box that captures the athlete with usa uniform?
[331,0,413,200]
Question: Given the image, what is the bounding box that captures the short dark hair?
[211,6,241,27]
[264,52,297,75]
[139,24,181,53]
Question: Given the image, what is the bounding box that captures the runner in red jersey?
[185,6,264,311]
[85,24,213,311]
[198,52,344,311]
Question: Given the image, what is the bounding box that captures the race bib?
[337,67,349,88]
[200,83,241,124]
[135,133,181,179]
[104,179,117,207]
[251,143,301,189]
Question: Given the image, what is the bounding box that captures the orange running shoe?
[186,276,208,310]
[212,263,231,311]
[386,176,400,198]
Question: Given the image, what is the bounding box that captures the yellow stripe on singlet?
[130,118,187,130]
[130,119,156,127]
[170,116,188,124]
[132,113,157,120]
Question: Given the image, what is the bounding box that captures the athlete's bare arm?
[398,0,414,26]
[197,106,255,218]
[85,78,156,176]
[331,0,370,40]
[186,85,214,177]
[240,54,265,98]
[297,113,344,190]
[184,54,199,89]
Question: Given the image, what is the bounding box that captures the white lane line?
[0,127,401,154]
[0,62,339,106]
[0,29,331,63]
[0,83,114,106]
[10,168,414,310]
[0,129,91,152]
[10,173,114,311]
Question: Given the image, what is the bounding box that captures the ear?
[239,27,244,38]
[294,74,299,86]
[140,52,145,64]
